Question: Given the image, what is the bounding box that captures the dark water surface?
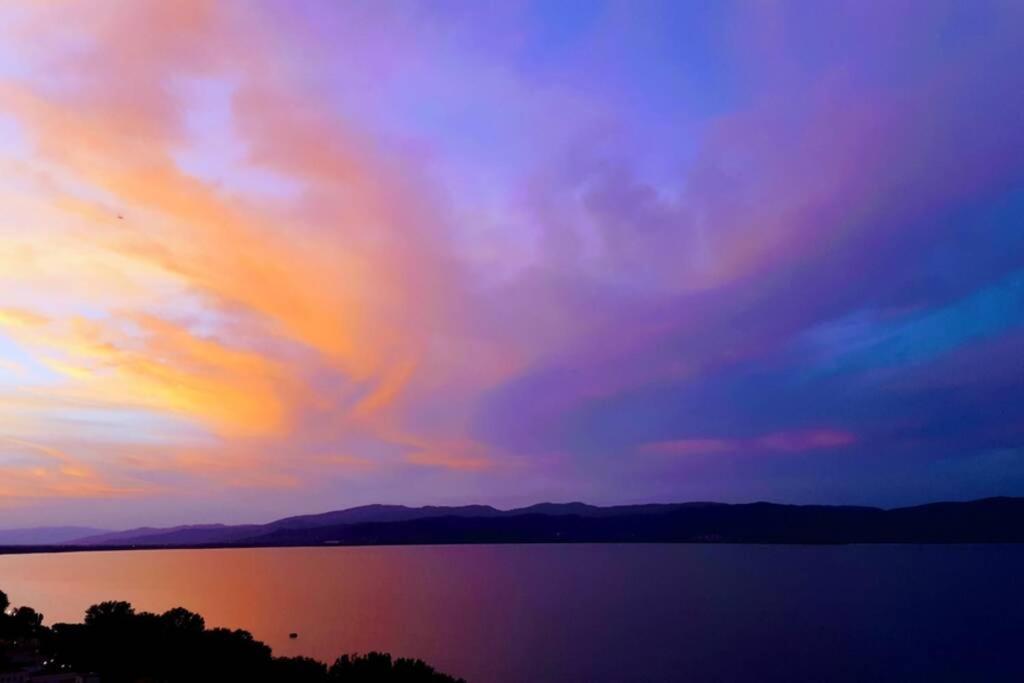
[1,544,1021,682]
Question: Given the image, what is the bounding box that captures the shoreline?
[4,538,1024,557]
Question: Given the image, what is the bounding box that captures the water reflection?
[1,544,1022,682]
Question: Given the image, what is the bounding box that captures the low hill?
[47,496,1024,549]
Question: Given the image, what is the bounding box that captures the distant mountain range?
[3,497,1023,551]
[0,526,109,546]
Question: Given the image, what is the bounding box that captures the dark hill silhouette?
[72,524,265,547]
[67,502,696,547]
[35,496,1024,550]
[265,504,506,530]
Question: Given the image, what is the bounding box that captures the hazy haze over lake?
[1,544,1022,682]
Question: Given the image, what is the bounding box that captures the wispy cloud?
[640,430,857,457]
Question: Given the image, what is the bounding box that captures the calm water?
[1,544,1022,682]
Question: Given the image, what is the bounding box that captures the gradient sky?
[1,1,1023,527]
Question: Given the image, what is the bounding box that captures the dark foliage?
[329,652,463,682]
[0,591,465,682]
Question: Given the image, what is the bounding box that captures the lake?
[1,544,1022,682]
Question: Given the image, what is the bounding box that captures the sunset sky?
[1,1,1023,527]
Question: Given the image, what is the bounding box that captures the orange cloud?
[0,437,150,501]
[0,0,511,498]
[0,312,293,436]
[0,308,49,329]
[403,438,493,471]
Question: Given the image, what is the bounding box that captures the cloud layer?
[0,1,1022,525]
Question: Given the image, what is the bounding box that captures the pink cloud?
[755,429,858,453]
[641,429,857,457]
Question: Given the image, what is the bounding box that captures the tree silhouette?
[329,652,463,682]
[161,606,205,634]
[0,597,44,641]
[1,589,465,682]
[84,600,135,626]
[11,607,43,632]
